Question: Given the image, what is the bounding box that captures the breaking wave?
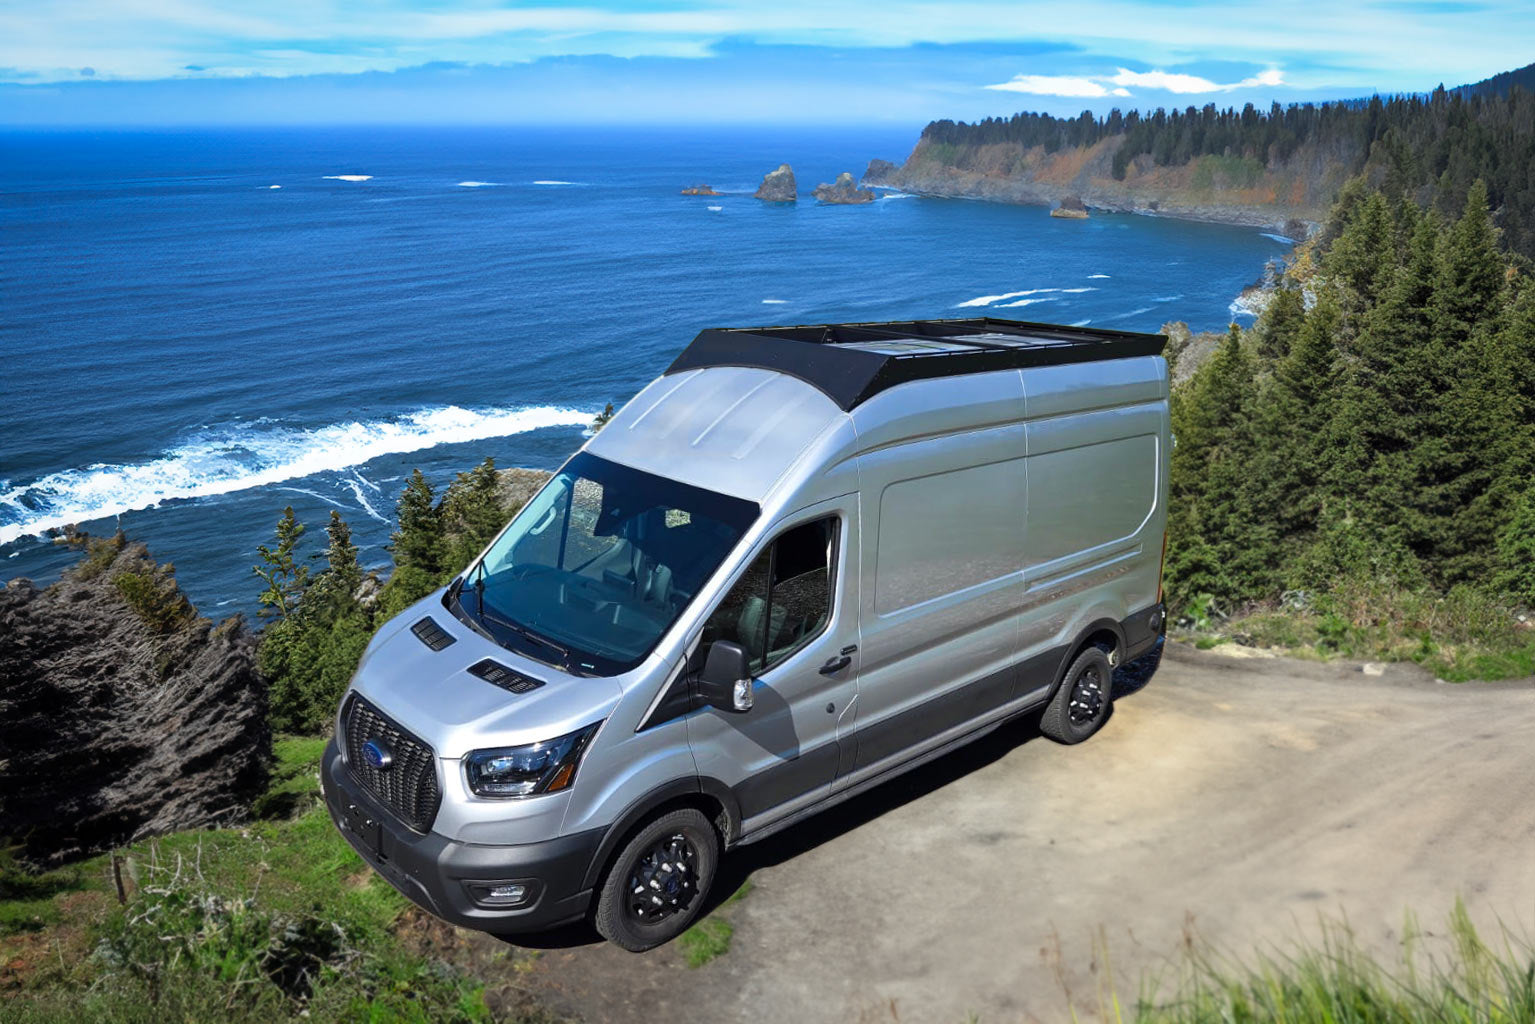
[322,175,373,182]
[761,298,788,304]
[1261,232,1296,245]
[997,296,1058,308]
[532,180,577,186]
[0,405,591,545]
[457,181,501,188]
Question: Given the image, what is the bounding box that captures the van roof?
[664,317,1166,412]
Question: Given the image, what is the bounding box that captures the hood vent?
[468,659,545,695]
[410,616,456,651]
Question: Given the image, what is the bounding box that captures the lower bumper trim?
[320,739,602,934]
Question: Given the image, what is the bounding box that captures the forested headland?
[872,64,1535,247]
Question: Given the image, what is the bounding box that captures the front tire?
[1040,647,1113,744]
[594,807,719,951]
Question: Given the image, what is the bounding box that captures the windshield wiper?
[483,608,576,668]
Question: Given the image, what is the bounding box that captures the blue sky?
[1,1,1530,124]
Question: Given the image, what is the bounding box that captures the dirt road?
[474,644,1535,1022]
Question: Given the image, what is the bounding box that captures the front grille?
[342,695,442,833]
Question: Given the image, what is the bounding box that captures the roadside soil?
[451,644,1535,1023]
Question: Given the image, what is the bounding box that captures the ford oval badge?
[361,738,393,770]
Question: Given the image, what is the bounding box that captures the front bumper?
[320,739,602,933]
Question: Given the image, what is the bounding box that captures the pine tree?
[1256,284,1305,361]
[1493,486,1535,605]
[1165,325,1260,603]
[252,506,308,618]
[391,469,441,573]
[439,457,508,571]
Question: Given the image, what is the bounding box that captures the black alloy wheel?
[1040,646,1114,744]
[626,832,699,923]
[594,806,719,951]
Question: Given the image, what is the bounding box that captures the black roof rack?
[664,317,1167,412]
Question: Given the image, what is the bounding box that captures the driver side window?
[700,517,838,675]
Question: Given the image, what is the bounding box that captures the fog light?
[465,880,534,907]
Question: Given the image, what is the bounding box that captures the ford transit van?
[321,317,1170,951]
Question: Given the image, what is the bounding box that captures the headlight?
[465,723,599,798]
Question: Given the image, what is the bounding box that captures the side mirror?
[698,641,753,713]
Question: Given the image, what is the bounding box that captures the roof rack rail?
[664,317,1167,411]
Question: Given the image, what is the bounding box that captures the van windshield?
[451,452,759,676]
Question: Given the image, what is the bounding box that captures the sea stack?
[680,184,722,196]
[754,164,797,202]
[812,172,878,204]
[1050,195,1089,219]
[862,158,898,185]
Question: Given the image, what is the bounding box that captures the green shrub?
[112,564,195,635]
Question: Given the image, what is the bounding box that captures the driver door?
[686,496,860,827]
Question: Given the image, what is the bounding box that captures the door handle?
[819,655,852,675]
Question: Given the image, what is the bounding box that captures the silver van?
[322,317,1170,950]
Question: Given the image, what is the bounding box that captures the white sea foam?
[1151,294,1184,302]
[342,477,388,523]
[1261,232,1296,245]
[1060,287,1098,293]
[997,296,1058,308]
[0,405,590,546]
[1088,274,1111,279]
[533,180,577,185]
[323,175,373,182]
[1229,289,1272,319]
[457,181,500,188]
[278,486,347,510]
[762,298,788,304]
[1104,307,1154,321]
[707,205,723,212]
[267,185,282,190]
[1071,319,1093,326]
[957,288,1060,308]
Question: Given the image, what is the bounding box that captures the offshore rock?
[754,163,797,202]
[680,184,722,196]
[0,533,269,866]
[1050,195,1089,218]
[812,171,878,204]
[862,158,899,185]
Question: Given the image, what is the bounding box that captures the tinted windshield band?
[451,452,759,677]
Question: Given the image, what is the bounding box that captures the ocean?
[0,126,1289,618]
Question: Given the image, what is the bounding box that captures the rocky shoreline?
[862,155,1318,235]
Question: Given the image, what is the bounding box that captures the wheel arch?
[1047,617,1126,697]
[579,776,741,892]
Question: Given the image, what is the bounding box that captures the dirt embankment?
[459,645,1534,1023]
[866,136,1346,232]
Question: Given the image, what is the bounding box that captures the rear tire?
[594,807,718,952]
[1040,647,1113,744]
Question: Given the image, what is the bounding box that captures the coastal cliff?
[0,533,269,866]
[865,135,1336,231]
[865,80,1535,250]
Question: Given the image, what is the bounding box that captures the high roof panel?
[663,317,1167,411]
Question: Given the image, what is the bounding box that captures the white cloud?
[986,64,1286,99]
[984,74,1110,97]
[1110,67,1287,93]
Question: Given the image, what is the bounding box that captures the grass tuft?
[678,879,753,968]
[1118,903,1535,1024]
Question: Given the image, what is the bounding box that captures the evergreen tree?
[252,506,308,618]
[439,457,507,572]
[391,469,441,573]
[261,510,373,734]
[1493,486,1535,605]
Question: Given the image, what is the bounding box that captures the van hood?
[346,591,627,760]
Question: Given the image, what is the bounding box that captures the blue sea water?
[0,126,1288,617]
